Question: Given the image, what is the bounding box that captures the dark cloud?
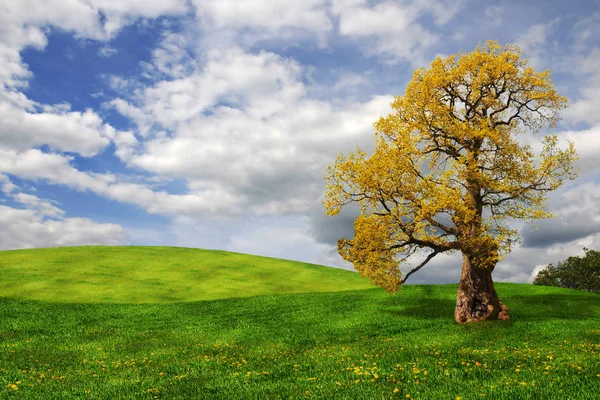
[521,214,600,248]
[309,201,360,246]
[521,182,600,248]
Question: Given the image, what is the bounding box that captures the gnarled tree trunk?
[455,253,510,323]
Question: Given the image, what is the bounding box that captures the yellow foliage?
[324,40,578,293]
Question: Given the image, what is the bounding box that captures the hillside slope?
[0,246,374,303]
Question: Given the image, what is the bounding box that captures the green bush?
[534,248,600,293]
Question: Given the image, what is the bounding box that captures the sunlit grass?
[0,246,374,303]
[0,247,598,398]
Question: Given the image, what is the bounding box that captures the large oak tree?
[324,41,578,323]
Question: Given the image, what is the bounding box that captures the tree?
[324,41,578,323]
[534,248,600,293]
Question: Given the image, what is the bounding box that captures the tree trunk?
[455,253,510,323]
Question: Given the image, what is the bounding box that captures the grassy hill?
[0,246,374,303]
[0,246,598,399]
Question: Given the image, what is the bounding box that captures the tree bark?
[455,253,510,323]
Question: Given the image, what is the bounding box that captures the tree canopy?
[534,248,600,294]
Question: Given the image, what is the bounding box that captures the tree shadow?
[377,289,600,324]
[379,297,456,320]
[377,285,457,320]
[503,293,600,321]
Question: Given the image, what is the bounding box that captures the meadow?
[0,246,598,399]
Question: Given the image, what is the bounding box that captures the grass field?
[0,246,374,303]
[0,246,598,399]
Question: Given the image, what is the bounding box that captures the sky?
[1,0,599,285]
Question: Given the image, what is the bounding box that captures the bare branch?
[399,250,441,285]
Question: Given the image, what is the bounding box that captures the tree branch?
[399,250,441,285]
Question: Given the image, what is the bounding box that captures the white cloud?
[483,5,504,27]
[332,0,463,65]
[563,49,600,126]
[0,0,187,42]
[145,32,194,79]
[554,124,600,177]
[109,45,392,217]
[0,175,128,250]
[224,217,334,263]
[0,148,111,192]
[122,47,306,131]
[0,102,114,156]
[0,204,128,250]
[98,45,118,57]
[0,147,260,218]
[529,264,549,283]
[0,174,18,194]
[195,0,331,31]
[332,71,369,90]
[514,21,559,70]
[572,12,600,50]
[91,0,187,36]
[13,193,65,219]
[516,23,549,54]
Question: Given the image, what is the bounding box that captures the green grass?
[0,247,599,399]
[0,246,374,303]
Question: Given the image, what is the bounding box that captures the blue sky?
[1,0,599,284]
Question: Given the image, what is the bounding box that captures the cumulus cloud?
[514,22,555,69]
[0,0,187,42]
[0,148,234,217]
[109,41,392,218]
[554,124,600,177]
[0,205,128,250]
[13,193,65,219]
[0,102,113,156]
[194,0,331,33]
[0,174,18,194]
[0,176,128,250]
[332,0,464,65]
[193,0,332,48]
[562,49,600,126]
